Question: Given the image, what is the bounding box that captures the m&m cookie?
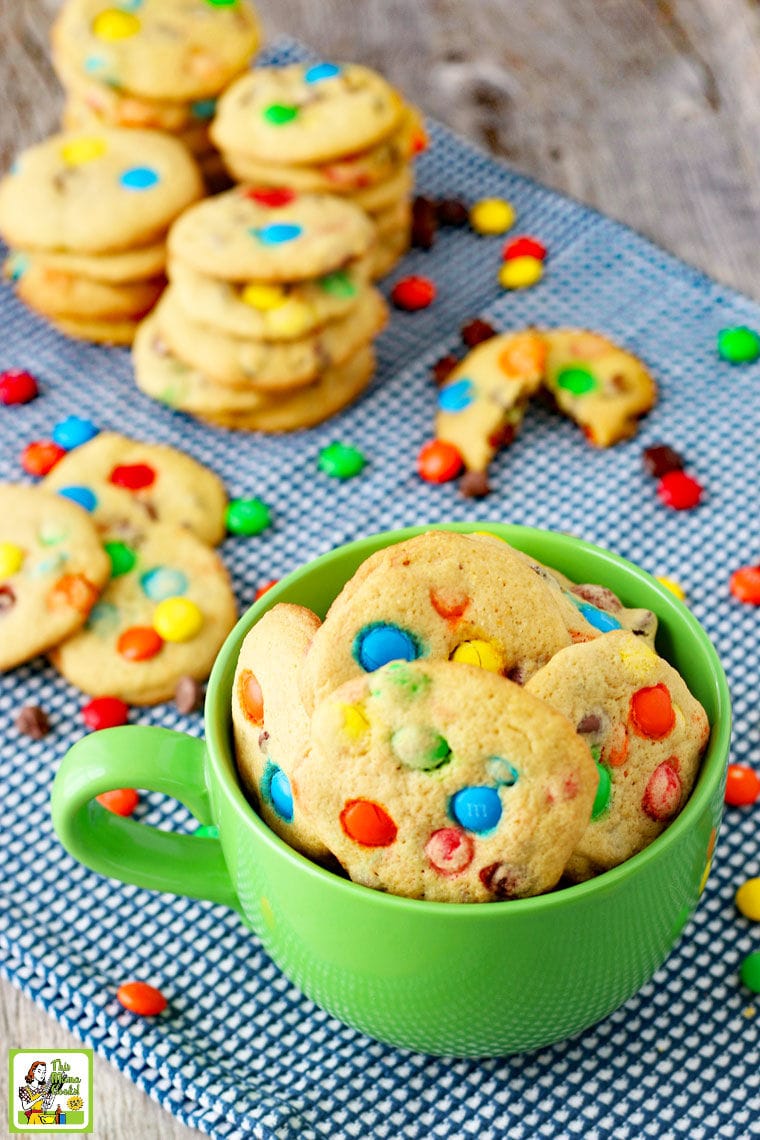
[296,659,598,901]
[526,630,710,880]
[0,484,110,671]
[232,603,330,861]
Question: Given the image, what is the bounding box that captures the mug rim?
[205,522,731,917]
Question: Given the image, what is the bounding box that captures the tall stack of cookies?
[0,129,204,345]
[211,61,424,277]
[50,0,262,191]
[132,186,388,429]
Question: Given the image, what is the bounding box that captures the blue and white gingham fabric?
[1,36,759,1140]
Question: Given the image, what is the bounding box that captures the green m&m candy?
[226,497,272,536]
[717,325,760,364]
[318,442,366,480]
[556,367,598,396]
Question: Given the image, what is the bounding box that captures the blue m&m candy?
[140,566,189,601]
[438,378,475,413]
[353,623,421,672]
[450,786,502,833]
[263,761,294,822]
[304,62,342,83]
[120,166,160,191]
[577,602,622,633]
[57,485,98,512]
[52,415,99,450]
[252,223,303,245]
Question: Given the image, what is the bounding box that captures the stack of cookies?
[211,61,424,278]
[133,185,388,429]
[51,0,262,191]
[0,128,204,345]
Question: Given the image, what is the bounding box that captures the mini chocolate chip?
[479,862,521,899]
[436,198,469,227]
[174,675,203,714]
[459,470,491,498]
[411,195,438,250]
[258,730,270,750]
[0,584,16,613]
[642,444,685,479]
[15,705,50,739]
[577,713,602,735]
[461,317,497,348]
[572,583,622,612]
[431,354,460,386]
[487,423,516,449]
[507,664,526,685]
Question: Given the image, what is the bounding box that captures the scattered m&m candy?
[724,764,760,806]
[0,368,39,405]
[81,696,130,731]
[417,439,463,483]
[254,579,278,602]
[736,877,760,922]
[21,440,66,476]
[498,256,543,290]
[390,275,436,311]
[52,415,99,450]
[656,470,703,511]
[717,325,760,364]
[116,981,168,1017]
[97,788,139,816]
[503,235,547,262]
[226,497,272,535]
[730,565,760,605]
[318,442,366,479]
[469,197,515,235]
[739,952,760,995]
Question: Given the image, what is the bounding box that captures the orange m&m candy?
[730,565,760,605]
[46,573,100,614]
[117,626,163,661]
[629,683,675,739]
[21,440,66,476]
[340,799,397,847]
[417,439,463,484]
[97,788,139,816]
[239,668,264,724]
[117,981,167,1016]
[724,764,760,806]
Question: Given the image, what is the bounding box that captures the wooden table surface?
[2,1,758,1135]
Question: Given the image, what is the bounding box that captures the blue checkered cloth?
[2,36,759,1140]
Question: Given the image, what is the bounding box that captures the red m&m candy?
[81,696,130,731]
[0,368,39,405]
[245,186,296,208]
[110,462,156,490]
[502,235,547,262]
[390,275,436,311]
[657,470,703,510]
[417,440,463,483]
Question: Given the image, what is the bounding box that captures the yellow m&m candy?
[152,597,204,642]
[342,702,369,739]
[450,638,506,673]
[61,136,107,166]
[469,197,516,235]
[241,282,287,311]
[92,9,141,41]
[266,299,315,338]
[0,542,24,578]
[736,878,760,922]
[657,576,686,601]
[498,255,543,290]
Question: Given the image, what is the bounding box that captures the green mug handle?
[50,725,240,912]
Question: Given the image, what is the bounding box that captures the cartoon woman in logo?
[18,1060,54,1126]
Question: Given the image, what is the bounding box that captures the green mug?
[51,524,732,1056]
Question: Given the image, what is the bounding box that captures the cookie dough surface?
[296,659,597,901]
[0,129,204,255]
[0,484,110,671]
[43,432,228,546]
[51,0,261,102]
